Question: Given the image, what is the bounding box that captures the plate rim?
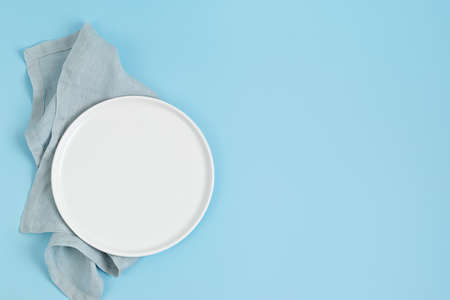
[51,95,215,257]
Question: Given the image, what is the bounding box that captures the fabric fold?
[21,24,155,300]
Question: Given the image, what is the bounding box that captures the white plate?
[52,96,214,257]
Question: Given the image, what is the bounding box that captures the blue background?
[1,0,449,299]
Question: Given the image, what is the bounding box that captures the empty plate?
[51,96,214,257]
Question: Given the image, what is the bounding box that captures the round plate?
[51,96,214,257]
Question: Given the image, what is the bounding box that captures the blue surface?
[1,1,450,299]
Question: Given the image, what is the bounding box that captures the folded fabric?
[21,24,156,300]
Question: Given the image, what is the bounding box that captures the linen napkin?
[21,24,156,300]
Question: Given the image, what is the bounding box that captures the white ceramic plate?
[52,96,214,257]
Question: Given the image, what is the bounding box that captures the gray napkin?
[21,24,156,300]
